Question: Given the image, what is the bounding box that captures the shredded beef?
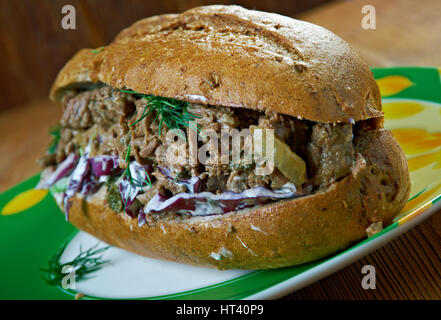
[89,87,135,127]
[60,91,94,129]
[152,170,187,195]
[61,87,135,129]
[306,123,355,188]
[43,86,360,196]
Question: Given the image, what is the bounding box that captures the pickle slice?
[250,125,306,188]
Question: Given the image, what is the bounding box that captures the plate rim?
[246,197,441,299]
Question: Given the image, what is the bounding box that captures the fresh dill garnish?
[91,47,104,54]
[123,145,152,188]
[47,124,61,154]
[40,243,110,287]
[120,89,200,136]
[120,146,152,214]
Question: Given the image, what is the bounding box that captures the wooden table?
[1,0,441,299]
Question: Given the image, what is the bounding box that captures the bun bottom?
[64,129,410,269]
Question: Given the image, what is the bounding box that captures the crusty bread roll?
[51,5,382,123]
[46,5,410,269]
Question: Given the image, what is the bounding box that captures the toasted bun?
[65,129,410,269]
[50,5,382,123]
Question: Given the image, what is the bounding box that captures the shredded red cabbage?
[63,153,91,219]
[80,174,100,195]
[142,183,301,218]
[41,153,78,188]
[89,155,121,177]
[62,154,122,219]
[51,155,301,223]
[118,179,141,217]
[138,211,147,227]
[118,162,152,217]
[183,176,202,194]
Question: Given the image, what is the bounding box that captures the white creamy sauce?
[209,252,222,261]
[98,175,110,184]
[53,193,64,207]
[193,200,224,216]
[219,247,233,258]
[209,247,233,261]
[185,94,208,103]
[35,167,54,189]
[236,236,257,256]
[250,224,265,233]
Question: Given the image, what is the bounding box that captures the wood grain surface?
[297,0,441,67]
[0,0,440,300]
[0,0,330,111]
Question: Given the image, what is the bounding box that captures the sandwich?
[38,5,410,269]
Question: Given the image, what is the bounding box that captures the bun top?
[50,5,383,123]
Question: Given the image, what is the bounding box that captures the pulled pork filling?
[39,86,365,218]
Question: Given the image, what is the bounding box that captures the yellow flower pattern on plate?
[382,101,424,119]
[1,189,48,215]
[382,94,441,224]
[377,75,413,97]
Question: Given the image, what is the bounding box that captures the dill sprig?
[40,243,110,287]
[91,47,104,54]
[123,145,152,188]
[120,89,200,136]
[47,124,61,154]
